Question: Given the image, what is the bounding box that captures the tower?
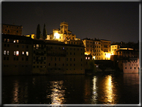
[60,22,68,34]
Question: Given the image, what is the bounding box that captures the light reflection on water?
[104,75,113,103]
[91,76,97,103]
[50,81,65,104]
[13,80,19,103]
[2,74,139,104]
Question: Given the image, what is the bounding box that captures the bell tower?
[60,22,68,34]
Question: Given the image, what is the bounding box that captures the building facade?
[123,58,139,73]
[47,22,76,42]
[2,34,33,75]
[82,38,111,60]
[2,24,23,36]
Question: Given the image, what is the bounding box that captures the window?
[86,57,87,60]
[125,67,127,69]
[88,57,90,59]
[130,67,132,69]
[14,51,19,56]
[7,39,9,42]
[4,50,6,55]
[7,51,9,55]
[26,51,29,56]
[134,67,136,69]
[13,40,16,43]
[22,51,24,55]
[36,44,39,49]
[17,40,19,43]
[4,39,6,42]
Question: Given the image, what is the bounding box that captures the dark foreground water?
[2,73,139,104]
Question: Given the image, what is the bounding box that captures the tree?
[36,24,41,39]
[43,24,47,40]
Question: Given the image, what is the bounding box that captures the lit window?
[4,39,6,42]
[16,51,19,56]
[17,40,19,43]
[36,44,39,49]
[22,51,24,55]
[26,51,29,56]
[7,51,9,55]
[85,57,87,59]
[88,57,90,59]
[7,39,9,42]
[63,47,64,49]
[13,40,16,43]
[4,50,6,55]
[14,51,16,55]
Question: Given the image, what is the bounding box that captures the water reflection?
[50,81,65,104]
[92,76,98,103]
[104,75,113,103]
[12,80,19,103]
[2,74,139,104]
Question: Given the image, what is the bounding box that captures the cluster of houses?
[2,22,140,75]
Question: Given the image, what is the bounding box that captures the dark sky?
[2,2,139,43]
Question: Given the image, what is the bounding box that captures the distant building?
[2,24,23,36]
[82,38,111,60]
[2,34,85,75]
[123,58,139,73]
[32,40,85,74]
[111,44,120,55]
[47,22,76,42]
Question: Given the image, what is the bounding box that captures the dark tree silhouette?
[36,24,41,39]
[43,24,47,40]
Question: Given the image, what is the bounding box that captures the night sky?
[2,2,139,43]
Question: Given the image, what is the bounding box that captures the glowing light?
[4,50,6,55]
[54,33,60,39]
[106,53,111,58]
[85,52,89,55]
[105,75,113,103]
[26,51,29,56]
[22,51,24,55]
[13,40,16,43]
[93,56,95,60]
[16,51,19,56]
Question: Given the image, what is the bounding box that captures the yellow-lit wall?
[83,39,111,60]
[111,45,120,55]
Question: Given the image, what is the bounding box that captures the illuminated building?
[100,39,111,60]
[82,38,111,60]
[2,34,33,75]
[47,22,77,42]
[2,24,23,36]
[110,44,120,55]
[25,34,36,39]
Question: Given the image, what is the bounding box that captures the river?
[2,73,139,105]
